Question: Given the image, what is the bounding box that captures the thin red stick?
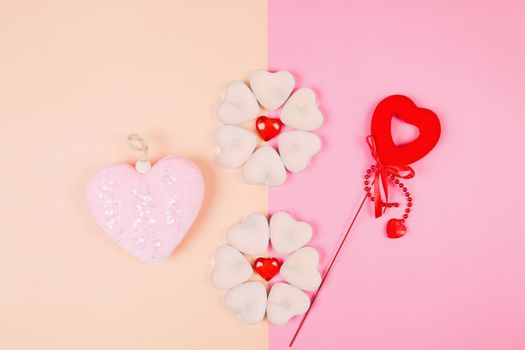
[289,192,369,347]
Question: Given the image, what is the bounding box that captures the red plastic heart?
[254,257,281,281]
[386,218,407,239]
[255,116,283,141]
[371,95,441,166]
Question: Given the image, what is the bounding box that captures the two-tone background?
[1,1,524,349]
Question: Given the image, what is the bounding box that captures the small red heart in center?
[253,257,281,281]
[255,116,283,141]
[386,218,407,239]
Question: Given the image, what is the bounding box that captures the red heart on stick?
[371,95,441,166]
[255,116,283,141]
[254,257,281,281]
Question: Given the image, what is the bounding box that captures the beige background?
[0,1,267,349]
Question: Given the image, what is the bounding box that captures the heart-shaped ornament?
[280,247,321,291]
[224,281,268,325]
[215,125,257,168]
[87,156,204,263]
[386,218,407,239]
[250,70,295,111]
[242,146,286,187]
[211,245,253,290]
[371,95,441,166]
[278,131,321,173]
[270,211,313,254]
[217,81,260,125]
[267,282,310,326]
[254,257,281,281]
[226,212,269,256]
[255,116,283,141]
[280,88,324,131]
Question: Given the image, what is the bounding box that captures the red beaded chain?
[363,165,413,223]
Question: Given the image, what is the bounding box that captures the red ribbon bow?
[366,135,415,218]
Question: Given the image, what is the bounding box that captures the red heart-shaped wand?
[371,95,441,166]
[290,95,441,346]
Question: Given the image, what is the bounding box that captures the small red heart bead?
[254,257,281,281]
[255,116,283,141]
[386,218,407,239]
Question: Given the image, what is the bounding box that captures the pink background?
[269,0,525,349]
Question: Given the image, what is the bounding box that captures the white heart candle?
[215,125,257,168]
[250,70,295,111]
[224,281,268,325]
[280,247,322,291]
[242,146,287,186]
[226,212,269,255]
[211,245,253,290]
[278,130,322,173]
[217,81,260,124]
[270,211,313,254]
[281,88,324,131]
[267,282,310,326]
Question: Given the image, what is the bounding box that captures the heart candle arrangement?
[211,211,320,325]
[215,70,323,186]
[289,95,441,346]
[86,134,204,262]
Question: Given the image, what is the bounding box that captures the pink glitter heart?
[87,156,204,262]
